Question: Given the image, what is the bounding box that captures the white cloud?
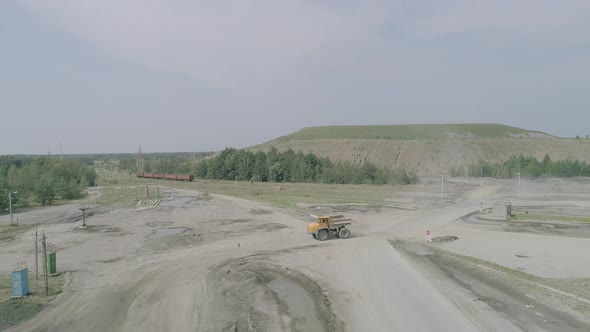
[18,0,395,86]
[17,1,590,87]
[4,0,590,153]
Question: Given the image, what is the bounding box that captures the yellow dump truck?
[306,215,352,241]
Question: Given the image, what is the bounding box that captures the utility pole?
[441,176,444,204]
[8,192,13,225]
[235,176,238,190]
[480,168,483,213]
[34,225,39,279]
[137,145,143,173]
[515,172,521,191]
[8,191,16,225]
[8,191,18,225]
[41,231,48,296]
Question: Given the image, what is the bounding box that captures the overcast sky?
[1,1,589,154]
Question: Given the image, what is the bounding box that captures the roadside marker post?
[426,230,432,242]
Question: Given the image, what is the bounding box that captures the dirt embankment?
[392,240,590,332]
[252,138,590,173]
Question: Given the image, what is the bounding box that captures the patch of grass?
[0,224,35,242]
[0,272,65,328]
[96,169,414,210]
[266,124,552,142]
[511,213,590,223]
[97,186,147,205]
[94,170,171,206]
[197,180,404,209]
[427,246,540,282]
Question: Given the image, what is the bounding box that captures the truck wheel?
[317,230,328,241]
[338,227,350,239]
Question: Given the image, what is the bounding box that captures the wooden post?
[480,168,483,213]
[80,208,88,228]
[42,232,48,296]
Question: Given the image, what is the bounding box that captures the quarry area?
[256,124,590,174]
[1,176,590,331]
[5,1,590,330]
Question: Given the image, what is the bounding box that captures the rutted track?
[393,240,590,331]
[3,178,590,331]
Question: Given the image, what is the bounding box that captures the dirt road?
[1,179,589,331]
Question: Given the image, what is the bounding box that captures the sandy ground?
[1,178,590,331]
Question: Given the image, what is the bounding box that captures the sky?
[1,0,589,154]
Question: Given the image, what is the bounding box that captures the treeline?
[0,156,97,208]
[116,152,214,174]
[194,148,418,185]
[45,152,213,174]
[451,154,590,178]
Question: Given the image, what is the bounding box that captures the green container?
[46,252,57,275]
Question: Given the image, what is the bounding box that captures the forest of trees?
[451,154,590,178]
[5,151,589,212]
[0,156,97,209]
[194,148,418,185]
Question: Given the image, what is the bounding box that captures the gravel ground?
[0,178,589,331]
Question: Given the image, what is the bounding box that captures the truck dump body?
[307,215,352,240]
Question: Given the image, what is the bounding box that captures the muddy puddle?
[268,278,325,332]
[200,257,344,332]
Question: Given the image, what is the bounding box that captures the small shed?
[492,201,512,220]
[12,268,30,298]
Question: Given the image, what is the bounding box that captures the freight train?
[136,172,194,182]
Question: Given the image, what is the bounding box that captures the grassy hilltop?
[269,124,553,142]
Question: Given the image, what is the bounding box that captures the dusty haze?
[1,1,589,154]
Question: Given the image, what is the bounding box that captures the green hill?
[250,124,590,174]
[269,124,554,143]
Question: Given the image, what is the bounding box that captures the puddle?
[268,278,325,332]
[152,227,188,238]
